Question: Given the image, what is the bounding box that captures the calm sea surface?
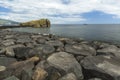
[11,24,120,44]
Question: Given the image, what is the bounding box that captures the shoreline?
[0,29,120,80]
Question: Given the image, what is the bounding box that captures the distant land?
[0,19,19,26]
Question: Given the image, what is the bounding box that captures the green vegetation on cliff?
[20,19,51,28]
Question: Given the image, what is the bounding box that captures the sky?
[0,0,120,24]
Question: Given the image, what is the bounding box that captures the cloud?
[0,0,120,23]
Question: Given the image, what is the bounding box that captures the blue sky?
[0,0,120,24]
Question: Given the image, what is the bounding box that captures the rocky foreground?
[0,29,120,80]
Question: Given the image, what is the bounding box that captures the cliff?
[20,19,51,28]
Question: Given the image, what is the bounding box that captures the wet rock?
[32,67,48,80]
[58,73,77,80]
[47,52,83,79]
[0,57,17,67]
[3,76,20,80]
[65,44,96,56]
[81,56,120,80]
[14,47,42,60]
[97,45,120,58]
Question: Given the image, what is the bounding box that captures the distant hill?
[0,19,19,26]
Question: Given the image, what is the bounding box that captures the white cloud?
[0,0,120,23]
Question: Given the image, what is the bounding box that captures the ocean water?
[11,24,120,44]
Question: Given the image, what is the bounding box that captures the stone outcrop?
[20,19,51,28]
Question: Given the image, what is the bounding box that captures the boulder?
[32,67,48,80]
[97,45,120,58]
[3,76,20,80]
[88,78,102,80]
[0,57,17,67]
[21,69,33,80]
[58,73,77,80]
[5,44,25,57]
[47,52,83,79]
[45,40,64,48]
[65,44,96,56]
[2,39,15,46]
[0,47,6,55]
[16,34,32,44]
[14,47,42,60]
[42,44,55,55]
[0,57,39,79]
[58,37,77,45]
[0,66,6,71]
[45,66,62,80]
[81,56,120,80]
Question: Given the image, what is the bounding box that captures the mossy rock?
[20,19,51,28]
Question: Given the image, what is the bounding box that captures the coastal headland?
[0,29,120,80]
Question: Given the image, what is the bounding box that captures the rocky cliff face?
[20,19,51,28]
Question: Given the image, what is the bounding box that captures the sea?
[11,24,120,44]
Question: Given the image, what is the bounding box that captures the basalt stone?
[31,35,42,40]
[14,47,42,60]
[32,67,48,80]
[45,66,63,80]
[35,60,50,69]
[5,44,25,57]
[76,56,85,62]
[2,39,15,46]
[91,41,110,50]
[3,76,20,80]
[9,57,39,78]
[16,35,32,43]
[97,45,120,58]
[0,48,6,55]
[4,35,15,39]
[58,73,77,80]
[81,56,120,80]
[59,38,77,45]
[65,44,96,56]
[21,69,33,80]
[45,40,64,48]
[0,57,17,67]
[88,78,102,80]
[5,47,15,57]
[0,66,6,71]
[47,52,83,80]
[42,45,55,55]
[36,38,46,44]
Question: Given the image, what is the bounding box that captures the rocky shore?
[0,29,120,80]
